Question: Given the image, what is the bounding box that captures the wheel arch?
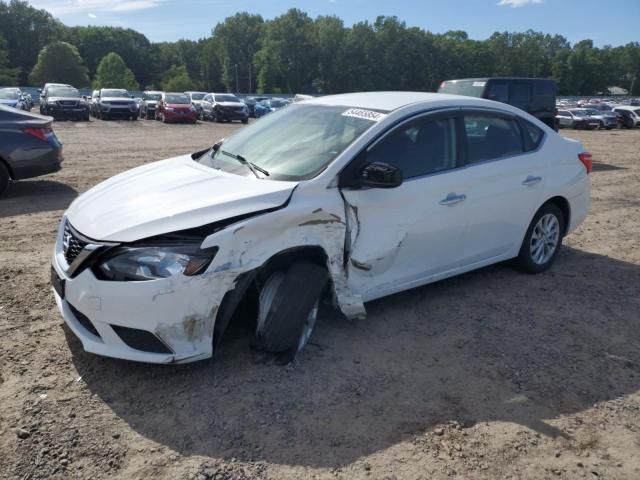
[0,156,14,180]
[544,195,571,235]
[212,245,331,354]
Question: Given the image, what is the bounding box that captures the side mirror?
[359,162,403,189]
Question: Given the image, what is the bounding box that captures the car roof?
[304,91,500,112]
[613,106,637,111]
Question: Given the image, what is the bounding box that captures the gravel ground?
[0,117,639,480]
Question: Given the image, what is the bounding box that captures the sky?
[29,0,640,46]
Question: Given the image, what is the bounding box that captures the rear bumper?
[12,147,63,180]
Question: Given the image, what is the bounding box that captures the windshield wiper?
[221,150,269,178]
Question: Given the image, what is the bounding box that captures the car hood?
[218,101,244,107]
[48,96,82,102]
[166,103,192,108]
[144,100,158,106]
[0,99,19,106]
[65,154,297,242]
[100,97,133,102]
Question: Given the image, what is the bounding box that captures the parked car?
[0,88,29,110]
[201,93,248,123]
[0,105,63,196]
[39,84,72,113]
[51,91,590,365]
[39,85,90,121]
[438,77,558,130]
[88,90,100,117]
[556,109,601,130]
[612,106,640,128]
[185,91,208,120]
[139,91,163,120]
[614,109,637,129]
[244,96,269,117]
[156,92,198,124]
[254,98,287,118]
[94,89,139,120]
[582,108,617,129]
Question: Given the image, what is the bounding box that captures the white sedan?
[51,92,591,364]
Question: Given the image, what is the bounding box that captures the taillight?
[578,152,592,174]
[23,127,52,142]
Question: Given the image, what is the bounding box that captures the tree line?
[1,0,639,95]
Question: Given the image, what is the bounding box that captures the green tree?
[255,9,316,93]
[0,35,20,85]
[0,0,65,84]
[65,26,153,87]
[162,65,197,91]
[314,15,347,93]
[200,37,224,91]
[93,52,138,90]
[28,41,89,86]
[213,12,264,93]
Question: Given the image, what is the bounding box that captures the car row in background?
[0,87,32,110]
[556,106,640,130]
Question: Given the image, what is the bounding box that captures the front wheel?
[256,262,328,361]
[515,204,565,273]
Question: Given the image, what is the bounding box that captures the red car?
[156,92,198,124]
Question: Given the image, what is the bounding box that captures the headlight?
[96,244,218,281]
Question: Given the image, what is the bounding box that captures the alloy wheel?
[530,213,560,265]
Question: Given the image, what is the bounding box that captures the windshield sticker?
[342,108,387,122]
[472,81,486,87]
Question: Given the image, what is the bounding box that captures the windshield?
[585,109,599,115]
[438,80,486,97]
[143,93,162,101]
[190,93,206,100]
[0,89,20,100]
[635,109,640,116]
[215,95,240,103]
[199,104,383,181]
[572,110,587,117]
[270,99,285,108]
[165,94,189,104]
[102,89,129,98]
[49,87,80,98]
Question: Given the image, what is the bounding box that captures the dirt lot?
[1,117,639,480]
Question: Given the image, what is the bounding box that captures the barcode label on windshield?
[472,81,486,87]
[342,108,387,122]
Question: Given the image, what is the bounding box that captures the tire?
[215,112,223,123]
[131,115,138,121]
[515,203,565,274]
[0,161,10,197]
[256,261,328,358]
[242,118,248,124]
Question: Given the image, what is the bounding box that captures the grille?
[112,325,173,354]
[59,100,78,107]
[63,221,87,265]
[112,101,129,106]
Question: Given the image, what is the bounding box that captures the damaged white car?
[51,92,591,364]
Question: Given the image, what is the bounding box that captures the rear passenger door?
[457,110,546,265]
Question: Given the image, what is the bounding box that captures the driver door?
[340,111,470,302]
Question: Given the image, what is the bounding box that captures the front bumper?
[164,110,197,122]
[100,105,138,116]
[217,109,249,121]
[51,221,228,364]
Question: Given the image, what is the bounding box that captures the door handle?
[522,175,542,186]
[439,193,467,206]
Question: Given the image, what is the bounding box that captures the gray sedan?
[0,106,64,196]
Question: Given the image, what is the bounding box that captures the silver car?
[556,109,601,130]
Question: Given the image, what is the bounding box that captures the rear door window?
[486,82,509,103]
[463,114,524,164]
[510,83,532,105]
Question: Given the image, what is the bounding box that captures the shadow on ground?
[68,246,640,468]
[0,180,77,218]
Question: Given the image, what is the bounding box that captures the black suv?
[438,77,557,130]
[39,85,90,121]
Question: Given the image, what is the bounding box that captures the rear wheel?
[256,261,327,361]
[515,203,565,273]
[0,162,10,197]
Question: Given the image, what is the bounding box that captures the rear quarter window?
[520,120,545,151]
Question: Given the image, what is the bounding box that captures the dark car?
[438,77,558,130]
[0,105,63,196]
[156,92,198,124]
[139,91,163,120]
[39,85,90,121]
[185,91,208,120]
[0,88,29,110]
[254,98,287,118]
[243,96,269,118]
[201,93,249,123]
[94,88,139,120]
